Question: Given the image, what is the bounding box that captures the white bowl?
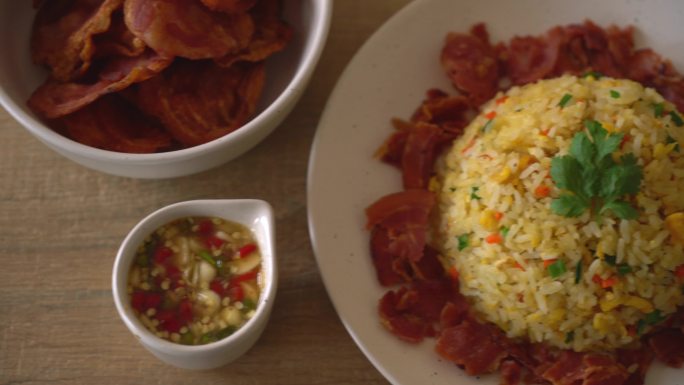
[112,199,277,369]
[0,1,331,179]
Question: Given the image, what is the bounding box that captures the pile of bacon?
[367,21,684,385]
[27,0,291,153]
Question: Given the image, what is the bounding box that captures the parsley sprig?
[550,120,642,220]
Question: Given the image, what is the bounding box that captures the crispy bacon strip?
[200,0,257,14]
[378,278,455,342]
[27,50,172,119]
[124,0,254,59]
[366,190,435,263]
[131,60,265,147]
[441,23,500,106]
[401,122,441,190]
[436,319,508,375]
[57,94,172,153]
[93,10,146,59]
[648,328,684,368]
[31,0,124,81]
[214,0,292,67]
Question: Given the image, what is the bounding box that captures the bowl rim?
[0,0,333,164]
[111,199,277,355]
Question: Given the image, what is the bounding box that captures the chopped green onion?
[671,111,684,127]
[500,226,510,238]
[565,331,575,343]
[198,250,217,267]
[604,255,617,266]
[583,71,604,79]
[180,332,194,345]
[558,93,573,108]
[666,135,680,152]
[470,186,481,200]
[481,119,495,133]
[575,261,582,284]
[610,90,621,98]
[457,234,469,251]
[617,264,632,276]
[653,103,665,117]
[548,260,567,278]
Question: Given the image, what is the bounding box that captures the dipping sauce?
[127,216,262,345]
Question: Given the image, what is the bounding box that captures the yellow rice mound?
[434,75,684,352]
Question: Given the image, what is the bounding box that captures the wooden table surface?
[0,1,412,384]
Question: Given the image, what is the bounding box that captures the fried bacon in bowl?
[0,0,331,178]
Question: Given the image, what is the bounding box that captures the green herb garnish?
[575,261,582,284]
[653,103,665,117]
[470,186,481,200]
[500,226,510,238]
[457,234,469,251]
[548,260,567,278]
[550,120,642,221]
[671,111,684,127]
[610,90,621,98]
[558,93,573,108]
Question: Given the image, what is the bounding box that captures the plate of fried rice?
[307,0,684,384]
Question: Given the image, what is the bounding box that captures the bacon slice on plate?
[366,190,435,264]
[616,347,653,385]
[200,0,257,14]
[500,360,523,385]
[57,94,172,153]
[31,0,124,81]
[441,23,500,106]
[377,90,470,169]
[124,0,254,59]
[27,50,172,119]
[378,278,455,342]
[541,351,628,385]
[401,122,442,190]
[436,319,508,375]
[132,60,265,147]
[648,328,684,368]
[214,0,292,67]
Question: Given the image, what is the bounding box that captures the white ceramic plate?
[308,0,684,384]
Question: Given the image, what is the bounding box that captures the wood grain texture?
[0,1,413,384]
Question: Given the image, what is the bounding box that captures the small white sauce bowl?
[112,199,277,370]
